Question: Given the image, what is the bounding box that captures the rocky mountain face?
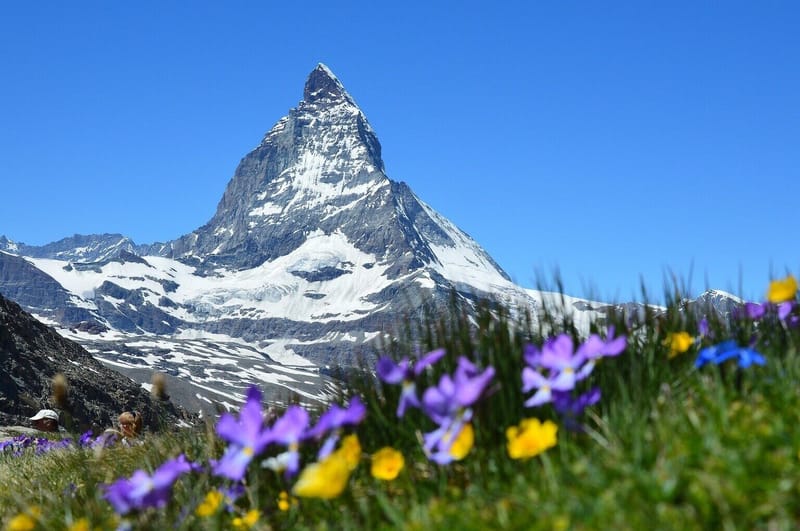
[0,65,745,415]
[0,292,186,432]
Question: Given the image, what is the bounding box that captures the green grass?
[1,284,799,530]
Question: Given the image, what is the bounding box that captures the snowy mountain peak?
[303,63,353,105]
[0,65,544,414]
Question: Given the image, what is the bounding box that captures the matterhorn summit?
[0,64,537,412]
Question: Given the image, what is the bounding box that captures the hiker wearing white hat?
[29,409,60,432]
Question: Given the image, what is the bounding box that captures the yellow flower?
[371,447,405,480]
[231,509,260,529]
[767,274,797,303]
[277,490,296,511]
[6,507,40,531]
[67,519,91,531]
[337,433,362,471]
[663,331,694,359]
[448,423,474,460]
[506,418,558,459]
[292,451,352,499]
[195,490,224,517]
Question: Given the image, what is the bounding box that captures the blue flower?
[695,340,766,369]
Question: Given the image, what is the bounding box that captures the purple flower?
[521,367,556,407]
[377,348,445,417]
[260,405,310,478]
[522,343,542,367]
[212,386,273,481]
[78,430,94,447]
[306,396,366,460]
[104,454,192,514]
[695,340,766,369]
[306,396,366,440]
[422,414,470,465]
[421,357,494,425]
[698,317,710,338]
[777,301,796,321]
[523,335,595,400]
[539,335,583,371]
[552,387,601,417]
[743,302,767,320]
[577,326,627,361]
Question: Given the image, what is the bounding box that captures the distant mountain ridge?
[0,65,743,413]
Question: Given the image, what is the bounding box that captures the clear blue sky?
[1,2,797,303]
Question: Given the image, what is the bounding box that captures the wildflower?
[421,357,494,425]
[371,447,405,480]
[552,388,601,432]
[6,507,40,531]
[778,301,795,320]
[767,274,797,303]
[577,326,627,361]
[423,420,475,465]
[219,484,246,512]
[231,509,260,529]
[377,348,446,417]
[743,302,766,320]
[506,418,558,459]
[522,334,597,408]
[552,387,601,417]
[213,386,274,481]
[418,357,492,465]
[697,317,710,338]
[337,433,362,470]
[195,490,224,517]
[292,451,352,499]
[537,334,594,391]
[6,514,35,531]
[260,405,310,478]
[695,340,766,369]
[447,422,474,460]
[306,396,366,460]
[277,491,296,511]
[78,430,95,447]
[521,368,555,407]
[664,331,694,359]
[67,518,90,531]
[103,454,192,515]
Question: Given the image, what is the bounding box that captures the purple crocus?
[212,386,273,481]
[695,340,766,369]
[377,348,445,417]
[104,454,192,515]
[305,396,366,460]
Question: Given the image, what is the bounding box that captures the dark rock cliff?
[0,293,188,433]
